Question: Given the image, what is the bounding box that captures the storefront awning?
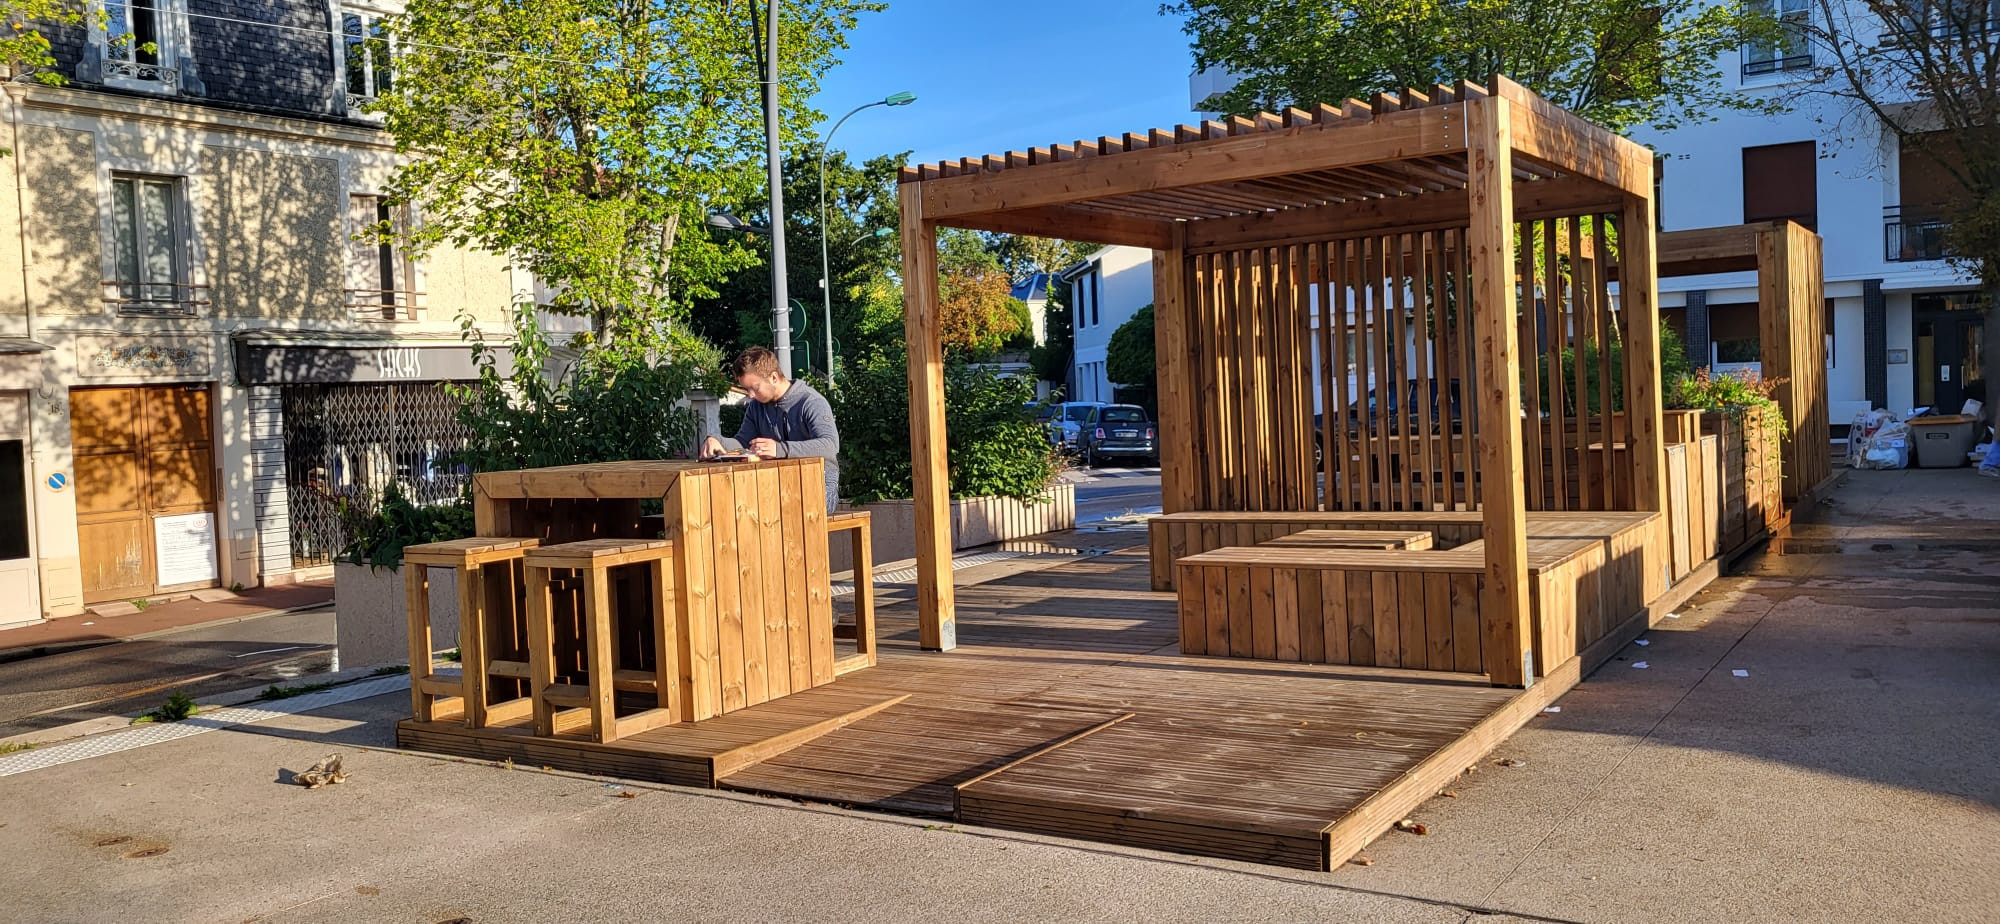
[231,330,514,385]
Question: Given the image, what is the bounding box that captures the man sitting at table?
[702,345,841,513]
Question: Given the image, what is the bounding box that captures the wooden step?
[540,683,590,708]
[487,659,531,679]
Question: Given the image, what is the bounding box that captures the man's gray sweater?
[721,381,840,512]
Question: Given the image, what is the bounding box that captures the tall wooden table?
[473,459,836,723]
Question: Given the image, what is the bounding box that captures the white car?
[1052,401,1106,451]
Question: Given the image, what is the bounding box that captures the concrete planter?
[829,483,1076,574]
[333,562,459,671]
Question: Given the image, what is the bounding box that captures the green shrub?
[137,692,199,724]
[1533,318,1689,415]
[1666,367,1787,439]
[335,483,473,571]
[831,352,1060,504]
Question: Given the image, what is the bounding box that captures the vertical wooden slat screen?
[1163,209,1663,519]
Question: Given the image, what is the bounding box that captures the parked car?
[1052,401,1106,451]
[1078,404,1157,467]
[1028,401,1060,445]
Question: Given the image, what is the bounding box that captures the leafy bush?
[1534,318,1690,415]
[335,483,473,570]
[831,352,1061,504]
[1106,304,1157,417]
[1667,367,1787,439]
[450,303,723,473]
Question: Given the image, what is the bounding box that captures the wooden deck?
[400,536,1704,870]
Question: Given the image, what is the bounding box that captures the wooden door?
[71,385,217,604]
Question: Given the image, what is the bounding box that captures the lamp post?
[819,90,916,386]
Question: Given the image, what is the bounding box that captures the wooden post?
[901,183,955,651]
[455,564,487,727]
[404,564,433,720]
[1465,96,1534,688]
[1154,224,1197,513]
[1759,221,1827,500]
[1620,194,1667,519]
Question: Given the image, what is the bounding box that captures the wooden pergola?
[1658,220,1832,499]
[897,76,1663,687]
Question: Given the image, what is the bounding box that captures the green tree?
[1029,278,1074,388]
[4,1,89,90]
[984,234,1098,282]
[374,0,877,344]
[1167,0,1776,133]
[1106,304,1157,414]
[1802,0,1999,423]
[689,147,906,367]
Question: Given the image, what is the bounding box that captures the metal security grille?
[281,382,473,568]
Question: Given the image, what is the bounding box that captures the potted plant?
[331,486,473,670]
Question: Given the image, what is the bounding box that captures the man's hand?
[701,435,725,459]
[748,437,779,458]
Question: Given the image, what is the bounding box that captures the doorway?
[0,392,37,621]
[70,384,219,604]
[1913,293,1986,414]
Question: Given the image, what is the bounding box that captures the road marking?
[232,645,309,659]
[0,674,410,779]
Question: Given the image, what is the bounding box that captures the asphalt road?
[0,606,336,738]
[1070,469,1162,524]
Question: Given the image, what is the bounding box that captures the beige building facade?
[0,81,521,626]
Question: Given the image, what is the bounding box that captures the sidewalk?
[0,581,333,663]
[0,471,1992,922]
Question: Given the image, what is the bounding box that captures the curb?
[0,599,334,666]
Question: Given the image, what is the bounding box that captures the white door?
[0,392,39,624]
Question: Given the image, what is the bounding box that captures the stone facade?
[2,2,526,625]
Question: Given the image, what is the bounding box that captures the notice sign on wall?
[154,512,219,587]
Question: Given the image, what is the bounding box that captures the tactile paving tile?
[0,674,411,778]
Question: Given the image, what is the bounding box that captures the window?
[1072,269,1100,328]
[341,7,394,111]
[1100,407,1147,424]
[1891,0,1998,41]
[99,0,182,90]
[1742,142,1817,229]
[1743,0,1812,77]
[348,195,413,320]
[109,175,189,316]
[1090,272,1102,327]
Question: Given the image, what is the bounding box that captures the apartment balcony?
[346,288,424,322]
[1884,206,1951,262]
[102,281,209,318]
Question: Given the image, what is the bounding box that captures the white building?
[1632,5,1983,422]
[1059,246,1155,403]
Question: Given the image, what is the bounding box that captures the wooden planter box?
[334,561,459,671]
[828,483,1076,574]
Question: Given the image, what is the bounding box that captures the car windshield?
[1032,405,1056,420]
[1065,405,1096,421]
[1100,407,1147,424]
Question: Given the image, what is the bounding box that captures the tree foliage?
[689,147,907,367]
[985,234,1098,282]
[1800,0,1999,420]
[829,351,1059,503]
[1167,0,1776,132]
[4,0,88,90]
[935,229,1028,356]
[374,0,877,342]
[1029,277,1075,387]
[1106,304,1155,388]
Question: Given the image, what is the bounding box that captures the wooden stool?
[402,537,540,726]
[522,538,678,742]
[828,510,876,674]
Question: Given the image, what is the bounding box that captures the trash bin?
[1908,415,1979,468]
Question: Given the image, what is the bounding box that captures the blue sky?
[807,2,1199,169]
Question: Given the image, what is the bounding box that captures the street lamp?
[819,90,917,385]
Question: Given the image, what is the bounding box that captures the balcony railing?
[102,281,209,317]
[1884,206,1951,262]
[345,288,424,321]
[1742,52,1811,78]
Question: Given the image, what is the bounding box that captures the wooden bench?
[522,538,679,743]
[402,537,541,727]
[1256,529,1434,550]
[827,510,876,675]
[1174,536,1608,678]
[1148,511,1485,590]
